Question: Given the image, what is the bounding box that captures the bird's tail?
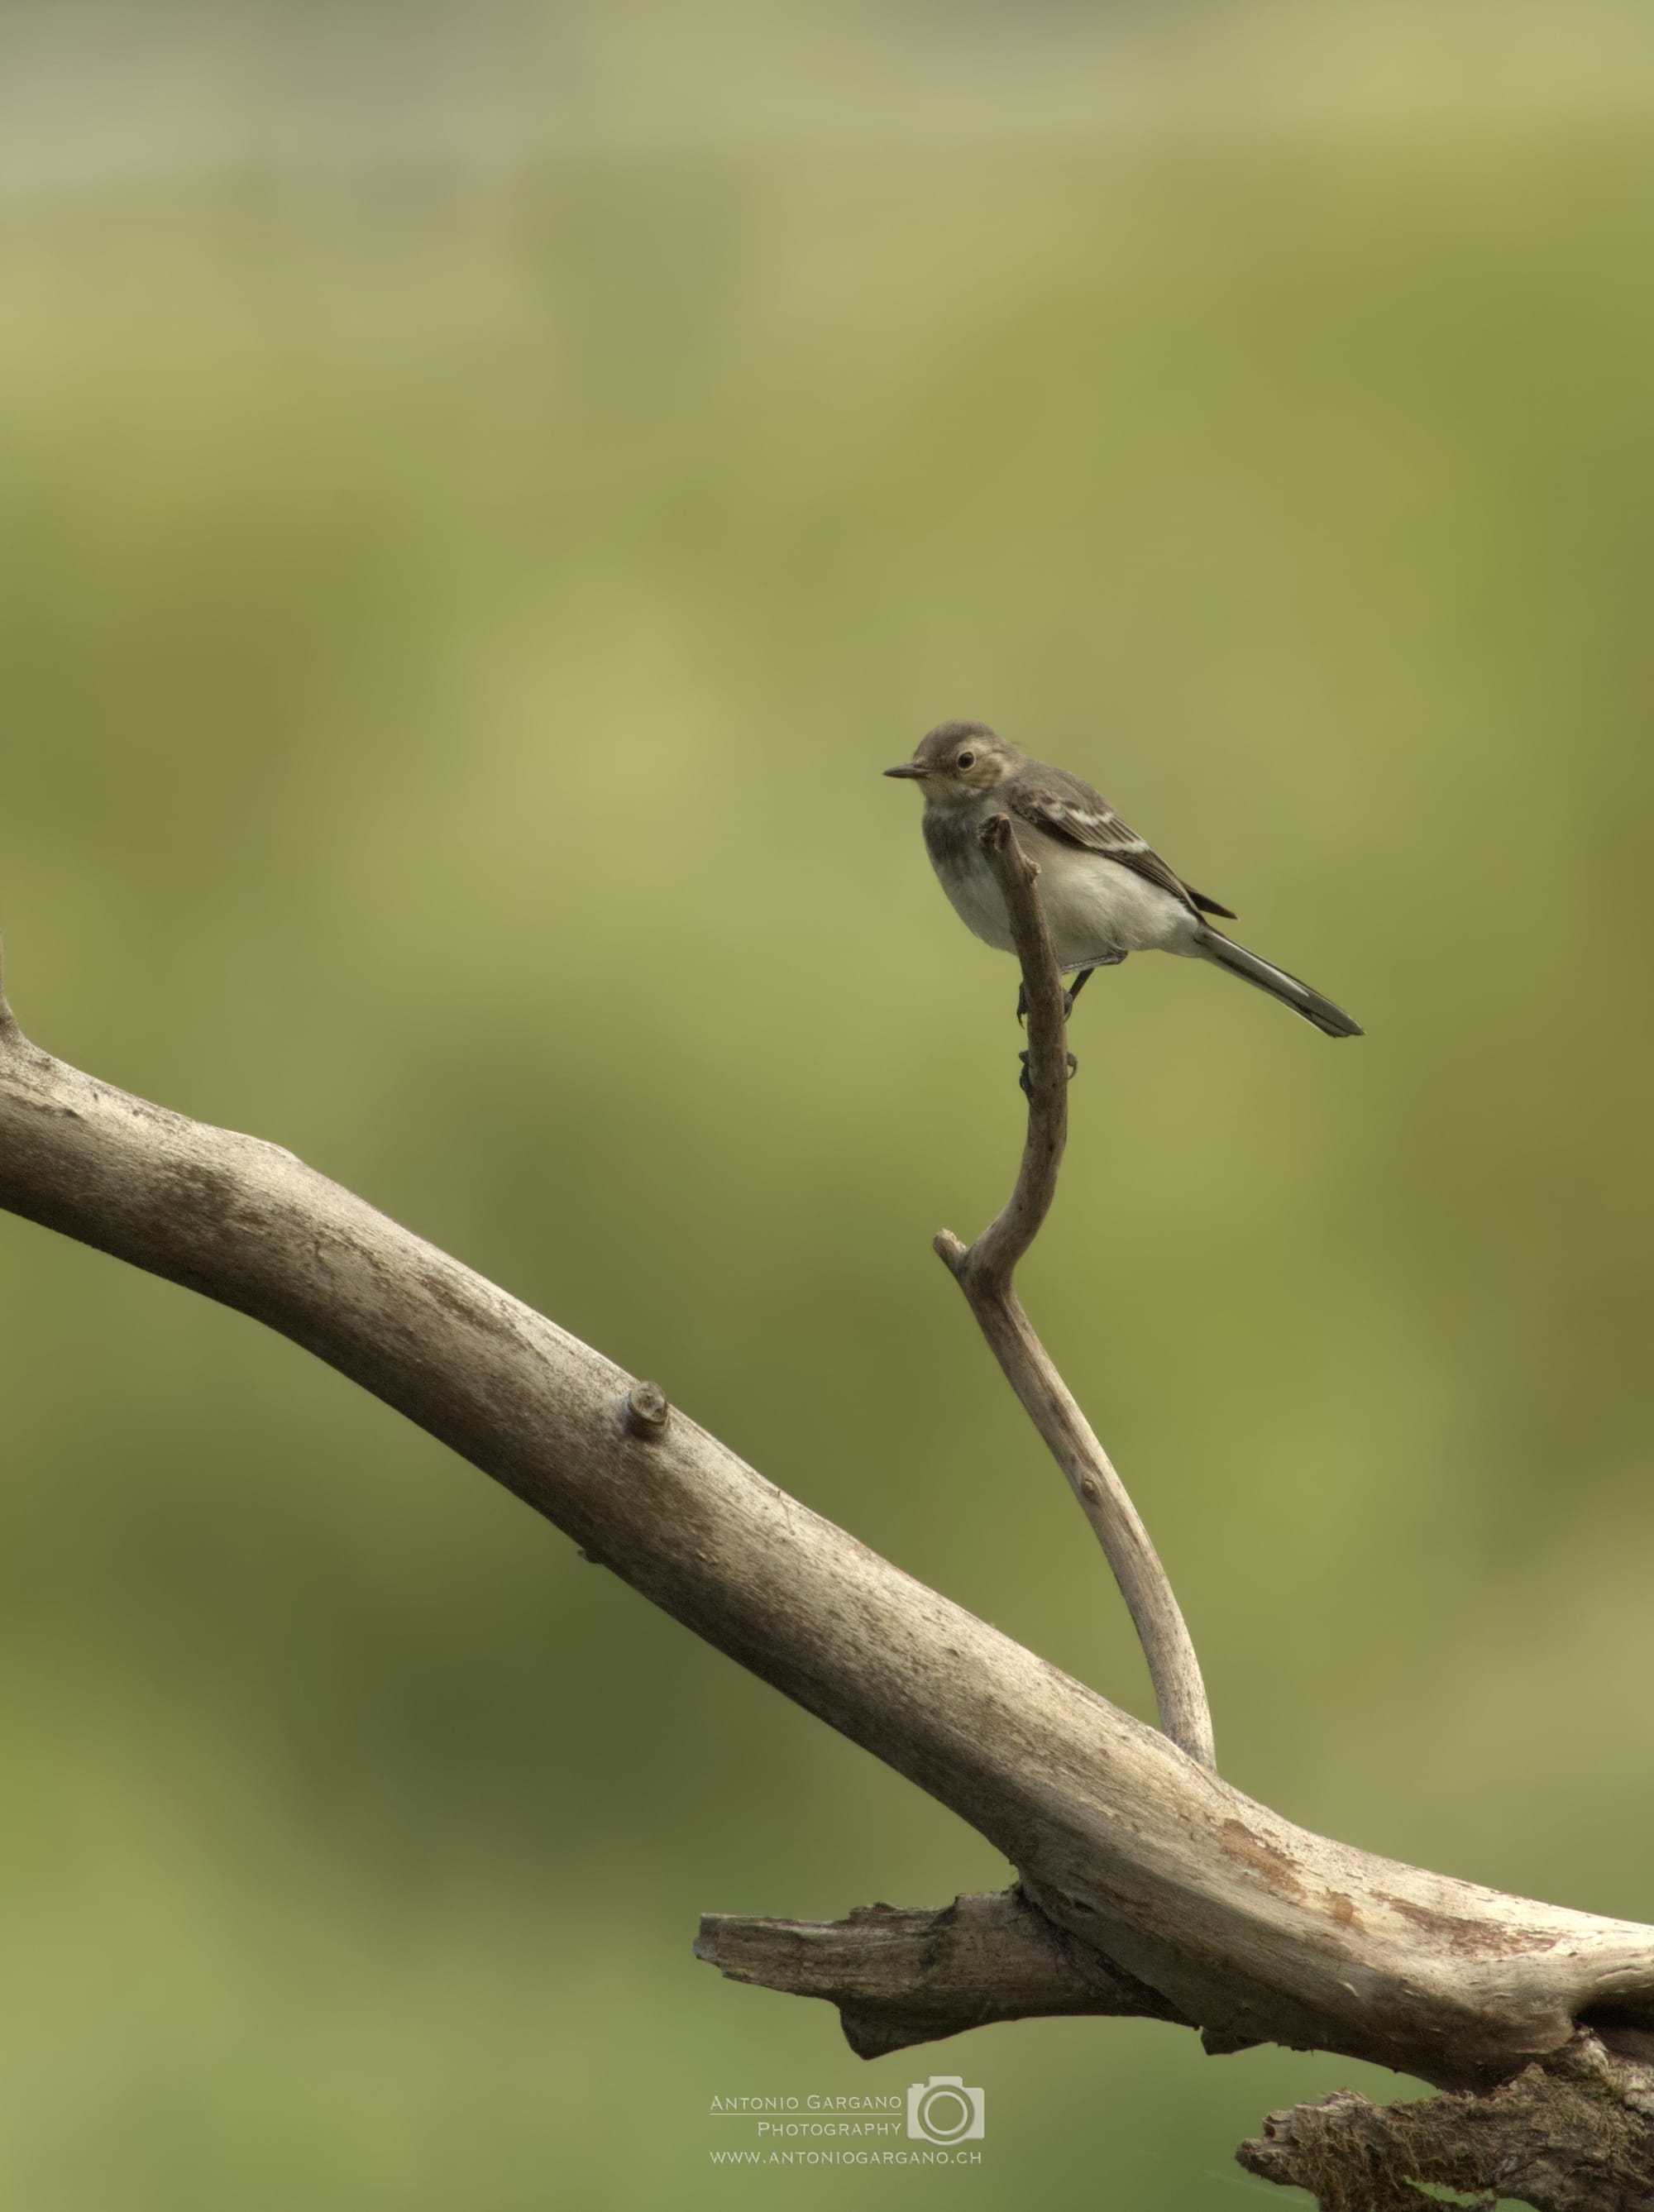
[1193,927,1364,1039]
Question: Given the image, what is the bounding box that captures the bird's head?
[882,721,1023,803]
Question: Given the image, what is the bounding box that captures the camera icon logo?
[905,2075,987,2143]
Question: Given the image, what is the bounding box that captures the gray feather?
[1008,764,1213,918]
[1194,928,1364,1038]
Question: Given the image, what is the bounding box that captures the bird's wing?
[1008,767,1236,920]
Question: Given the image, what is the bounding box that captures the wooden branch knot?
[623,1381,670,1438]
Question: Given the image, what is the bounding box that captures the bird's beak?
[882,762,927,779]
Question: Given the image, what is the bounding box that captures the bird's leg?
[1020,951,1124,1028]
[1062,950,1126,1017]
[1017,953,1129,1086]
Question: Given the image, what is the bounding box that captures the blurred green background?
[3,2,1653,2205]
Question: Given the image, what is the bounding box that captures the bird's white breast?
[936,850,1017,952]
[923,805,1198,969]
[1033,836,1196,965]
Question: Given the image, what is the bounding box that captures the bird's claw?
[1019,1049,1078,1097]
[1020,983,1083,1024]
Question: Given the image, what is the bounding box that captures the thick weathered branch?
[933,815,1216,1770]
[695,1888,1190,2059]
[4,953,1654,2114]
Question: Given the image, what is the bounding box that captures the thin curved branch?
[4,951,1654,2099]
[933,814,1217,1770]
[958,812,1072,1277]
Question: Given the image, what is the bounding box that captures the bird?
[884,721,1362,1039]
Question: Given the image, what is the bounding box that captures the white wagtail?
[885,721,1362,1038]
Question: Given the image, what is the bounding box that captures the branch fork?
[4,905,1654,2208]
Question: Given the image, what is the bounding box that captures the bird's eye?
[956,751,976,770]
